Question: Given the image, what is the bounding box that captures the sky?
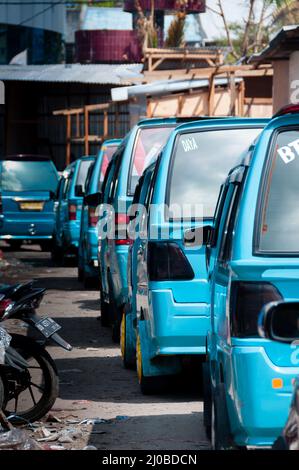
[200,0,266,40]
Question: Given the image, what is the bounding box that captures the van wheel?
[0,376,4,410]
[8,240,22,251]
[203,362,212,439]
[51,243,62,264]
[120,311,136,370]
[136,334,167,395]
[40,241,53,252]
[77,266,84,282]
[100,284,110,327]
[211,383,232,450]
[108,280,121,343]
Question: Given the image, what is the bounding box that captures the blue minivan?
[127,118,268,393]
[52,155,95,263]
[78,140,121,287]
[204,105,299,449]
[0,155,59,250]
[99,118,188,341]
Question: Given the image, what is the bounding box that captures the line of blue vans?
[3,105,299,450]
[93,108,299,449]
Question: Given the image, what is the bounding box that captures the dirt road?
[0,243,210,450]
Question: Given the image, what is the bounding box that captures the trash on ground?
[0,428,43,450]
[46,414,62,423]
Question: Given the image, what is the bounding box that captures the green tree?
[209,0,299,63]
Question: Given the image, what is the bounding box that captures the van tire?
[203,362,212,439]
[100,284,110,327]
[8,240,22,251]
[78,267,84,282]
[211,383,232,450]
[0,376,4,410]
[108,278,121,343]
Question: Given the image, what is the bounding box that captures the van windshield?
[128,126,175,195]
[258,129,299,253]
[168,127,263,219]
[1,160,58,192]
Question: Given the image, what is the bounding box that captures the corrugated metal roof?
[0,64,144,85]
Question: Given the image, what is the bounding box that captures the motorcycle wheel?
[0,376,4,409]
[1,334,59,424]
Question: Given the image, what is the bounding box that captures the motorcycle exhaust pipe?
[50,332,72,351]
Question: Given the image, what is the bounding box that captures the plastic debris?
[0,428,43,450]
[79,418,109,425]
[115,415,129,421]
[0,327,11,364]
[46,414,62,423]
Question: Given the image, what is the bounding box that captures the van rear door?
[0,157,58,238]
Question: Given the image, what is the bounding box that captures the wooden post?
[208,74,215,116]
[115,103,119,137]
[84,106,89,155]
[238,80,245,117]
[76,113,80,138]
[66,114,71,166]
[229,72,236,116]
[103,110,108,138]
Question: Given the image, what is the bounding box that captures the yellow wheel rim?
[120,312,125,360]
[136,334,142,384]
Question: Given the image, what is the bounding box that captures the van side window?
[110,148,125,203]
[102,161,115,204]
[56,177,65,199]
[63,172,72,199]
[218,182,243,263]
[210,184,228,247]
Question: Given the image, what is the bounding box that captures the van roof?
[137,117,216,127]
[3,154,51,161]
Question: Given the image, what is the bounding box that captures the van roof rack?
[272,103,299,119]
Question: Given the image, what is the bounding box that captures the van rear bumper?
[228,346,295,447]
[150,289,209,355]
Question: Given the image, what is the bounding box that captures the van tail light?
[88,206,98,227]
[148,242,194,281]
[0,298,14,319]
[230,282,283,337]
[68,203,77,221]
[115,213,132,246]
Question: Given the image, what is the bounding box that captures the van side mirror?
[258,301,299,344]
[84,192,102,206]
[184,225,213,247]
[75,184,84,197]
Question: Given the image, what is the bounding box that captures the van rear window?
[99,145,118,189]
[76,160,94,187]
[128,126,175,196]
[1,160,58,192]
[258,129,299,253]
[168,127,262,219]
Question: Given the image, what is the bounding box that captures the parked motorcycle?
[0,281,72,424]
